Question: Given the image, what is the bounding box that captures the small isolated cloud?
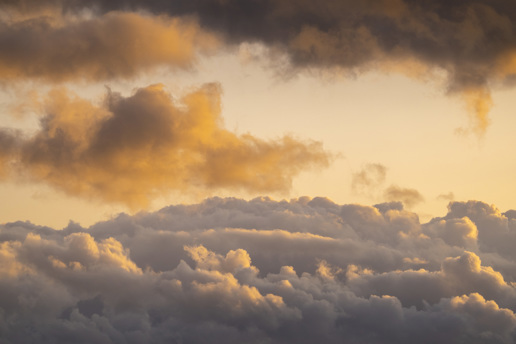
[384,184,425,208]
[0,84,330,207]
[1,198,516,342]
[438,192,455,202]
[352,163,387,197]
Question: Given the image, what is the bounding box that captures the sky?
[2,0,516,343]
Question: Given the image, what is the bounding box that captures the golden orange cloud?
[1,84,330,207]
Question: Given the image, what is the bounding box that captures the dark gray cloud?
[21,0,516,131]
[1,1,516,133]
[0,9,219,82]
[1,198,516,343]
[24,0,516,83]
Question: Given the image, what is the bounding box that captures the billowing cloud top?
[8,0,516,85]
[2,198,516,342]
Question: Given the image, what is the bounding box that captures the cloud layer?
[1,198,516,342]
[2,1,516,134]
[0,84,329,207]
[6,0,515,134]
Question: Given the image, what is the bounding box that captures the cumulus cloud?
[0,84,330,207]
[1,197,516,342]
[0,9,219,82]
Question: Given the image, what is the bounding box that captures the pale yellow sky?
[1,49,515,228]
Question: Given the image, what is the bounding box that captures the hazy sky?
[2,1,516,343]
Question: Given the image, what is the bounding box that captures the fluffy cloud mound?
[0,85,329,207]
[2,198,516,343]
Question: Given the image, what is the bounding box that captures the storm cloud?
[1,198,516,343]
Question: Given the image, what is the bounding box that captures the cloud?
[425,217,478,249]
[2,1,515,134]
[1,197,516,342]
[437,192,455,202]
[384,184,425,208]
[0,9,219,82]
[13,0,516,135]
[352,165,426,209]
[434,293,516,341]
[0,84,330,207]
[352,163,387,197]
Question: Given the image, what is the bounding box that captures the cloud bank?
[0,84,329,207]
[6,0,515,135]
[1,198,516,343]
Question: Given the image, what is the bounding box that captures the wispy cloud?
[384,184,425,208]
[352,163,387,197]
[0,10,219,82]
